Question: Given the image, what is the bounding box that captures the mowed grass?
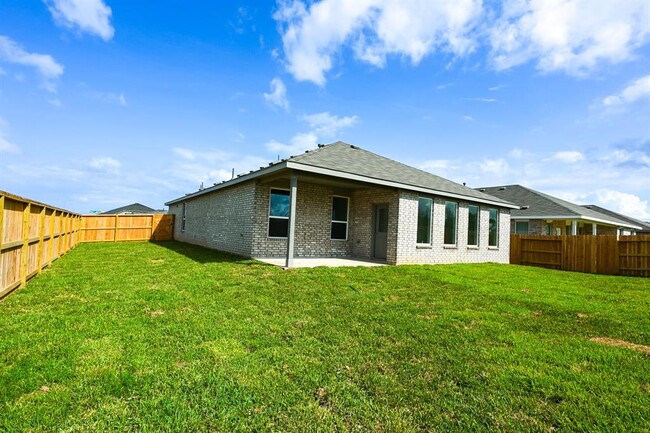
[0,242,649,432]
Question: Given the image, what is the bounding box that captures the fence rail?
[1,190,174,299]
[510,234,650,277]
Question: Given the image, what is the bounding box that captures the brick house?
[477,184,642,236]
[165,142,517,267]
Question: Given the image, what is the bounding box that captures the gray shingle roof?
[477,184,640,229]
[102,203,160,214]
[166,141,517,207]
[289,142,515,206]
[581,204,650,231]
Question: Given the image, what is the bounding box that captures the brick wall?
[350,188,400,264]
[251,181,352,258]
[168,181,255,256]
[394,191,510,265]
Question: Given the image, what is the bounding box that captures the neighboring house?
[581,204,650,235]
[102,203,164,214]
[165,141,517,267]
[477,185,642,235]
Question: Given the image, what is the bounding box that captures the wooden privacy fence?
[1,189,174,299]
[79,214,173,242]
[0,191,81,298]
[510,234,650,277]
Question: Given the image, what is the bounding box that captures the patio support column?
[571,220,578,236]
[285,172,298,268]
[592,223,597,235]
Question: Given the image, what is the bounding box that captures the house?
[477,184,642,235]
[165,142,517,267]
[581,204,650,235]
[102,203,165,215]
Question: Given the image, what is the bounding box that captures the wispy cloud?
[550,150,585,163]
[89,156,121,174]
[0,117,20,154]
[467,97,499,103]
[0,35,64,92]
[90,91,127,106]
[46,0,114,41]
[265,111,359,155]
[601,75,650,107]
[263,77,289,110]
[172,147,232,163]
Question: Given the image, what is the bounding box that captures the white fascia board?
[287,162,519,209]
[165,161,289,205]
[511,215,641,230]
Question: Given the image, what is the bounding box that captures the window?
[515,221,529,234]
[268,189,290,238]
[444,201,458,245]
[545,224,552,235]
[467,205,479,246]
[417,197,432,244]
[181,203,186,232]
[331,196,349,240]
[488,208,499,247]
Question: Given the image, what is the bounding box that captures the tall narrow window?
[444,201,458,245]
[268,189,290,238]
[489,208,499,247]
[181,203,186,232]
[417,197,432,244]
[331,196,349,240]
[467,205,479,246]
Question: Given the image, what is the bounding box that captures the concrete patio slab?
[256,257,386,268]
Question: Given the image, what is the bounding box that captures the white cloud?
[0,35,64,92]
[274,0,650,84]
[467,97,498,102]
[266,131,318,155]
[479,158,509,176]
[601,75,650,107]
[0,117,19,153]
[595,189,650,219]
[90,91,127,106]
[489,0,650,76]
[550,150,585,163]
[301,112,359,137]
[265,110,359,156]
[463,115,473,121]
[172,147,232,163]
[89,156,121,174]
[46,0,114,41]
[274,0,482,85]
[263,77,289,110]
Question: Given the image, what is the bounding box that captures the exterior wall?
[251,181,353,258]
[394,191,510,265]
[510,219,545,235]
[168,181,255,256]
[350,188,400,264]
[596,225,618,235]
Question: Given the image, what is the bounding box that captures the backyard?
[0,241,649,432]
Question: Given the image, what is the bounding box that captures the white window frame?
[268,187,290,239]
[444,201,459,246]
[488,208,499,247]
[331,195,349,241]
[467,204,480,247]
[416,197,433,245]
[181,203,186,232]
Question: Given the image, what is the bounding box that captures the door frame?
[372,203,389,261]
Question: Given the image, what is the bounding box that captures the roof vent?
[479,188,486,192]
[318,143,325,148]
[499,187,506,191]
[350,145,359,149]
[521,205,530,210]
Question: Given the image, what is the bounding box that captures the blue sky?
[1,0,649,218]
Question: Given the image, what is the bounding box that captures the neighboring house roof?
[102,203,160,214]
[581,204,650,232]
[476,184,642,230]
[166,141,518,208]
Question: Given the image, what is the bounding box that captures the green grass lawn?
[1,241,649,432]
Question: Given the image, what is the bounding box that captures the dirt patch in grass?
[590,337,650,354]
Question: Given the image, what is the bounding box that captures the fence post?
[37,206,45,271]
[20,202,31,286]
[0,195,4,279]
[114,215,118,242]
